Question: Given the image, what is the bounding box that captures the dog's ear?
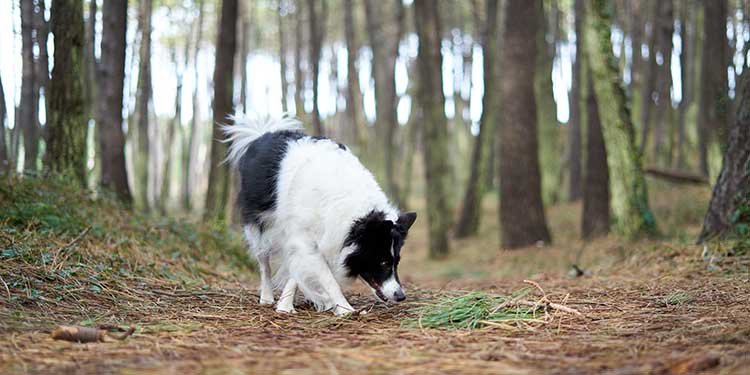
[397,212,417,231]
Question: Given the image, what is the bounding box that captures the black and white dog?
[223,114,417,316]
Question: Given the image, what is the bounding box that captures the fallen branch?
[644,167,708,185]
[51,325,135,343]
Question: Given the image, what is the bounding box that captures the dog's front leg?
[287,240,354,316]
[276,278,297,313]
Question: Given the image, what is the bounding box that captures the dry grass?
[2,177,750,374]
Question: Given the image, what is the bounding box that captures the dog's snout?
[394,289,406,302]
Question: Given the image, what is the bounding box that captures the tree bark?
[698,0,729,176]
[343,0,366,149]
[499,0,552,249]
[278,2,288,113]
[45,0,87,186]
[183,0,205,212]
[98,0,132,204]
[85,0,99,185]
[638,1,658,155]
[567,0,584,202]
[584,0,657,239]
[675,1,696,169]
[364,0,404,205]
[293,2,305,117]
[204,0,239,221]
[306,0,326,136]
[455,0,499,238]
[646,0,674,162]
[0,75,7,173]
[414,0,451,257]
[699,77,750,241]
[20,0,38,172]
[134,0,153,211]
[582,67,610,239]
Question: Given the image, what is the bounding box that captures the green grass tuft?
[405,290,542,330]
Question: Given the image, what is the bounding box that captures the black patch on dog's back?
[237,130,304,228]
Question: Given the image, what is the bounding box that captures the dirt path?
[2,263,749,374]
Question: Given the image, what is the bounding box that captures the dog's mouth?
[361,278,388,302]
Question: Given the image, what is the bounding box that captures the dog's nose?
[394,290,406,302]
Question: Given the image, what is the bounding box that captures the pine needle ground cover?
[1,177,749,374]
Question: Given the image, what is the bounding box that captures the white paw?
[259,298,275,306]
[333,305,354,316]
[276,305,297,314]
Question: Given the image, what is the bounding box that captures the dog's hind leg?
[244,225,275,305]
[276,278,297,313]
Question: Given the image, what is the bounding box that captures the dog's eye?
[380,261,390,269]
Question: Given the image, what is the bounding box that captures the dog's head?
[343,210,417,303]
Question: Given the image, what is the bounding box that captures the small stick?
[518,300,582,316]
[523,279,547,300]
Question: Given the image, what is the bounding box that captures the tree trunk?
[698,0,729,176]
[455,0,499,238]
[584,0,657,239]
[364,0,404,205]
[293,3,305,117]
[134,0,153,211]
[204,0,239,221]
[628,0,643,88]
[0,75,7,173]
[499,0,552,249]
[98,0,132,204]
[45,0,87,186]
[160,46,184,216]
[20,0,38,172]
[676,1,696,169]
[582,66,610,239]
[638,1,658,155]
[306,0,326,136]
[648,0,674,162]
[35,0,50,142]
[343,0,366,149]
[536,0,561,205]
[414,0,451,257]
[85,0,100,186]
[699,77,750,241]
[278,2,288,113]
[567,0,584,202]
[182,0,205,212]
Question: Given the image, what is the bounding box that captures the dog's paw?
[276,306,297,314]
[259,298,275,306]
[333,305,354,316]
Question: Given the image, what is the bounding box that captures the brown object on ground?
[645,167,709,185]
[665,354,720,374]
[51,325,135,343]
[51,326,106,343]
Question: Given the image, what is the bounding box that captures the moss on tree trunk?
[583,0,657,239]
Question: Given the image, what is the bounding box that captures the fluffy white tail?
[222,113,303,166]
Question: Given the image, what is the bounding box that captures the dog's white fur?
[226,113,400,315]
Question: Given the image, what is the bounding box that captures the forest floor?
[1,178,749,374]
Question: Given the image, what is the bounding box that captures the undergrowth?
[0,175,252,308]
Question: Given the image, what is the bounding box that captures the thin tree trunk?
[20,0,38,173]
[699,72,750,241]
[0,75,7,173]
[639,1,658,155]
[160,46,184,216]
[343,0,365,149]
[649,0,674,163]
[45,0,87,186]
[698,0,729,176]
[584,0,657,238]
[204,0,239,220]
[364,0,404,205]
[134,0,153,211]
[499,0,552,249]
[567,0,584,202]
[85,0,99,185]
[414,0,451,257]
[183,0,205,212]
[293,3,305,117]
[307,0,326,136]
[676,1,696,169]
[455,0,499,238]
[582,66,610,239]
[278,2,288,113]
[98,0,132,204]
[628,0,643,89]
